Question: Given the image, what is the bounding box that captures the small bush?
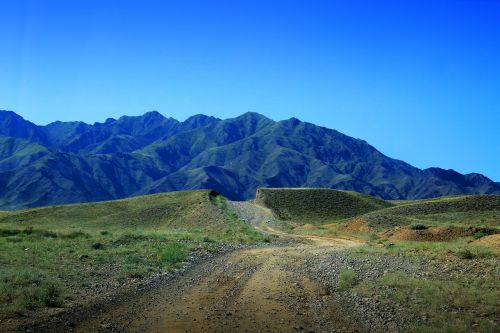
[125,254,144,264]
[124,266,151,279]
[158,243,188,266]
[455,249,475,259]
[203,236,214,243]
[91,242,104,250]
[0,228,58,238]
[1,271,64,310]
[473,231,487,239]
[62,231,89,239]
[40,282,63,307]
[38,230,58,238]
[410,223,428,230]
[0,229,22,237]
[338,270,359,290]
[100,231,111,236]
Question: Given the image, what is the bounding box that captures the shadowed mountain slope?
[0,110,499,209]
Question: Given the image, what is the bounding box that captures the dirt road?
[36,202,364,333]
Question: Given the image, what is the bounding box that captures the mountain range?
[0,109,498,209]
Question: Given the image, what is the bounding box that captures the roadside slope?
[0,190,266,330]
[255,188,392,224]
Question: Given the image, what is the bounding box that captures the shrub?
[40,282,63,307]
[91,242,104,250]
[0,229,22,237]
[455,249,475,259]
[62,231,89,239]
[203,236,215,243]
[4,272,65,310]
[338,270,359,290]
[473,231,488,239]
[410,223,428,230]
[158,243,188,266]
[124,266,151,279]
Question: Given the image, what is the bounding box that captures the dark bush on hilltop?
[410,223,428,230]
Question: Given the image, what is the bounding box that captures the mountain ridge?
[0,109,498,209]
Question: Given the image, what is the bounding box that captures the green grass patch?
[357,272,499,332]
[0,269,63,311]
[355,238,495,259]
[337,270,359,290]
[158,242,188,266]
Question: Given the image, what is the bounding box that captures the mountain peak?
[182,114,219,129]
[236,111,271,121]
[0,110,44,142]
[142,110,164,119]
[0,110,27,121]
[0,109,498,208]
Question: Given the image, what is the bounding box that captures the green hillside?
[361,195,500,230]
[255,188,392,223]
[0,190,234,234]
[0,190,266,317]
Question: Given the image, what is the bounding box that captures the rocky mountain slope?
[0,110,499,209]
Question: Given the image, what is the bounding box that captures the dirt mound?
[343,218,373,233]
[472,234,500,253]
[385,226,494,242]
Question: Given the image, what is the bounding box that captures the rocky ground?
[7,201,499,333]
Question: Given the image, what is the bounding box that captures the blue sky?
[0,0,499,180]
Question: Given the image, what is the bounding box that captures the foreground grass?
[355,237,496,260]
[356,271,499,332]
[0,190,268,318]
[0,228,202,316]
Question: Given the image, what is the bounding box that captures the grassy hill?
[0,190,239,234]
[0,190,266,317]
[255,188,392,223]
[360,194,500,230]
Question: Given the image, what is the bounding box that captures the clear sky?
[0,0,499,180]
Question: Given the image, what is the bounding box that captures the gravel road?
[11,201,498,332]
